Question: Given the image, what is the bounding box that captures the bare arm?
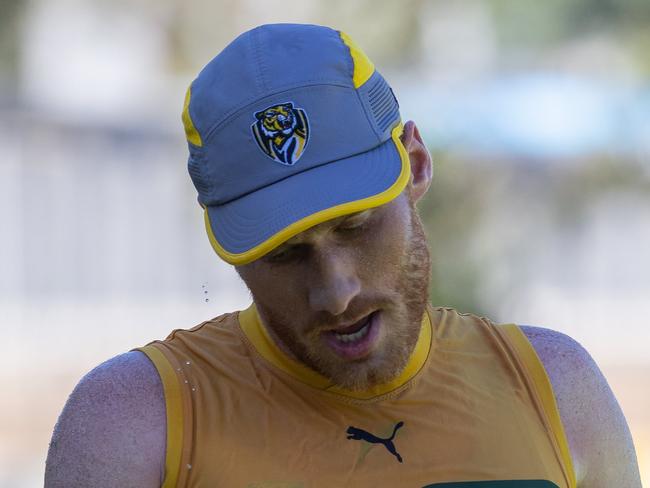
[521,326,642,488]
[45,351,166,488]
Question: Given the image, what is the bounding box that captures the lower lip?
[323,311,381,360]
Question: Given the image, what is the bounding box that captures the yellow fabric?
[238,302,431,399]
[205,123,409,265]
[499,324,577,488]
[182,86,203,147]
[139,306,575,487]
[137,345,185,488]
[339,31,375,88]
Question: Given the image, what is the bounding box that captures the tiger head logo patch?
[251,102,309,166]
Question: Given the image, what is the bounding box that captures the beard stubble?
[255,201,432,391]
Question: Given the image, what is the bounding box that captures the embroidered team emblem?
[251,102,309,166]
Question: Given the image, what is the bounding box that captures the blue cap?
[182,23,410,265]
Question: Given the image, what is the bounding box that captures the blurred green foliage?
[419,152,495,316]
[489,0,650,74]
[490,0,650,43]
[0,0,24,77]
[420,146,650,318]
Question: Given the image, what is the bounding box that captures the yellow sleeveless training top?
[136,304,576,488]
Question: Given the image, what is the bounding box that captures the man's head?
[236,121,432,390]
[182,24,433,389]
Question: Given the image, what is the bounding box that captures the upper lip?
[325,310,376,332]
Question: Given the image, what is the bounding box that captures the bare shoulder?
[519,325,641,488]
[45,351,166,488]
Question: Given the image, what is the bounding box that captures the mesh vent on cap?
[359,71,400,138]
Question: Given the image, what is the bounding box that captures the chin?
[305,322,415,391]
[322,352,408,391]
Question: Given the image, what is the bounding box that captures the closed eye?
[265,244,308,264]
[335,221,368,234]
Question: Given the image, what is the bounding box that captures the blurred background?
[1,0,649,485]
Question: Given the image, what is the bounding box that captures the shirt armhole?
[136,344,186,488]
[499,324,577,488]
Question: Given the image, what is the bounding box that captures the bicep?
[521,326,642,488]
[45,351,166,488]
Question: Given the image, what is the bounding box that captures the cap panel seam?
[183,80,205,148]
[201,80,352,143]
[353,84,383,144]
[336,29,355,82]
[250,27,268,93]
[337,31,380,141]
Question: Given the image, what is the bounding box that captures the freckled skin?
[521,326,643,486]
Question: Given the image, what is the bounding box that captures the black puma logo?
[346,421,404,463]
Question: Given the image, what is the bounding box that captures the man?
[45,24,641,487]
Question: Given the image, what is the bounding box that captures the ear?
[400,120,432,203]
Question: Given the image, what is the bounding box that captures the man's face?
[236,189,431,391]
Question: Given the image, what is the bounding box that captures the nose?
[308,248,361,316]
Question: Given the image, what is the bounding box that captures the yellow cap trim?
[500,324,577,488]
[238,302,432,400]
[339,31,375,88]
[136,344,185,488]
[182,85,203,147]
[204,123,409,265]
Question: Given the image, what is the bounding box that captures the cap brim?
[204,124,410,265]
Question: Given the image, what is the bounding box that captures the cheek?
[245,269,305,320]
[357,213,410,284]
[257,274,291,299]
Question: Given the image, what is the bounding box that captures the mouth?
[322,310,381,360]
